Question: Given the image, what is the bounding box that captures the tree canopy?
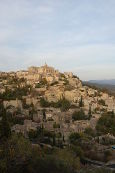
[96,112,115,136]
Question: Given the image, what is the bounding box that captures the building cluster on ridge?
[16,63,61,85]
[0,64,115,142]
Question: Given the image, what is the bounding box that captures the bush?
[50,81,58,86]
[35,83,42,88]
[53,148,81,171]
[72,110,87,121]
[98,99,106,106]
[1,86,30,100]
[40,98,70,112]
[104,150,112,162]
[40,78,48,85]
[84,127,96,137]
[71,145,84,159]
[40,98,50,107]
[59,98,70,111]
[63,79,69,85]
[96,112,115,136]
[69,132,82,144]
[28,129,38,140]
[53,122,60,129]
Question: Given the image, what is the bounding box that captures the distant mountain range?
[83,79,115,95]
[88,79,115,85]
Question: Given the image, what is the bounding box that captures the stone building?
[12,120,40,136]
[3,99,22,110]
[16,63,60,84]
[28,63,59,75]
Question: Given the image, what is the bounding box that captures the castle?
[16,63,60,84]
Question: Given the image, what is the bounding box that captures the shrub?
[40,98,50,107]
[28,129,38,140]
[35,83,42,88]
[72,110,87,121]
[98,99,106,106]
[96,112,115,136]
[104,150,112,162]
[69,132,82,144]
[50,81,58,86]
[59,98,70,111]
[53,122,60,129]
[40,98,70,111]
[84,127,96,137]
[1,86,30,100]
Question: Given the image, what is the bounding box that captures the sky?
[0,0,115,80]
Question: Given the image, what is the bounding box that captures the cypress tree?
[79,96,83,107]
[0,108,11,140]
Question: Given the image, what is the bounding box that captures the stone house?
[12,120,40,136]
[45,87,64,102]
[3,99,22,110]
[0,88,5,94]
[70,120,90,133]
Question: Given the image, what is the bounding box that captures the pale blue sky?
[0,0,115,80]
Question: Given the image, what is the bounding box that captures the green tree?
[0,134,32,173]
[40,98,50,107]
[71,145,84,159]
[79,96,83,107]
[69,132,82,144]
[104,150,112,162]
[42,109,46,121]
[72,109,87,121]
[0,109,11,140]
[88,106,92,119]
[53,122,60,129]
[28,129,38,140]
[96,112,115,136]
[54,148,81,171]
[98,99,106,106]
[60,98,70,111]
[84,127,95,137]
[0,101,4,115]
[53,134,56,146]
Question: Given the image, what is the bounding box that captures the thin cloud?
[0,0,115,80]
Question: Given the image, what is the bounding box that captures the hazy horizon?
[0,0,115,80]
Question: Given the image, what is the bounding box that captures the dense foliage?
[79,96,84,107]
[96,112,115,136]
[0,107,114,173]
[0,86,30,100]
[98,99,106,106]
[72,109,89,121]
[0,108,76,173]
[40,98,71,111]
[0,109,11,139]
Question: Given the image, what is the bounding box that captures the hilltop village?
[0,64,115,171]
[0,64,115,136]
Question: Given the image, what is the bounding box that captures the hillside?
[0,65,115,172]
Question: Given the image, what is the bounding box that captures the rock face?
[68,77,82,88]
[64,90,80,102]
